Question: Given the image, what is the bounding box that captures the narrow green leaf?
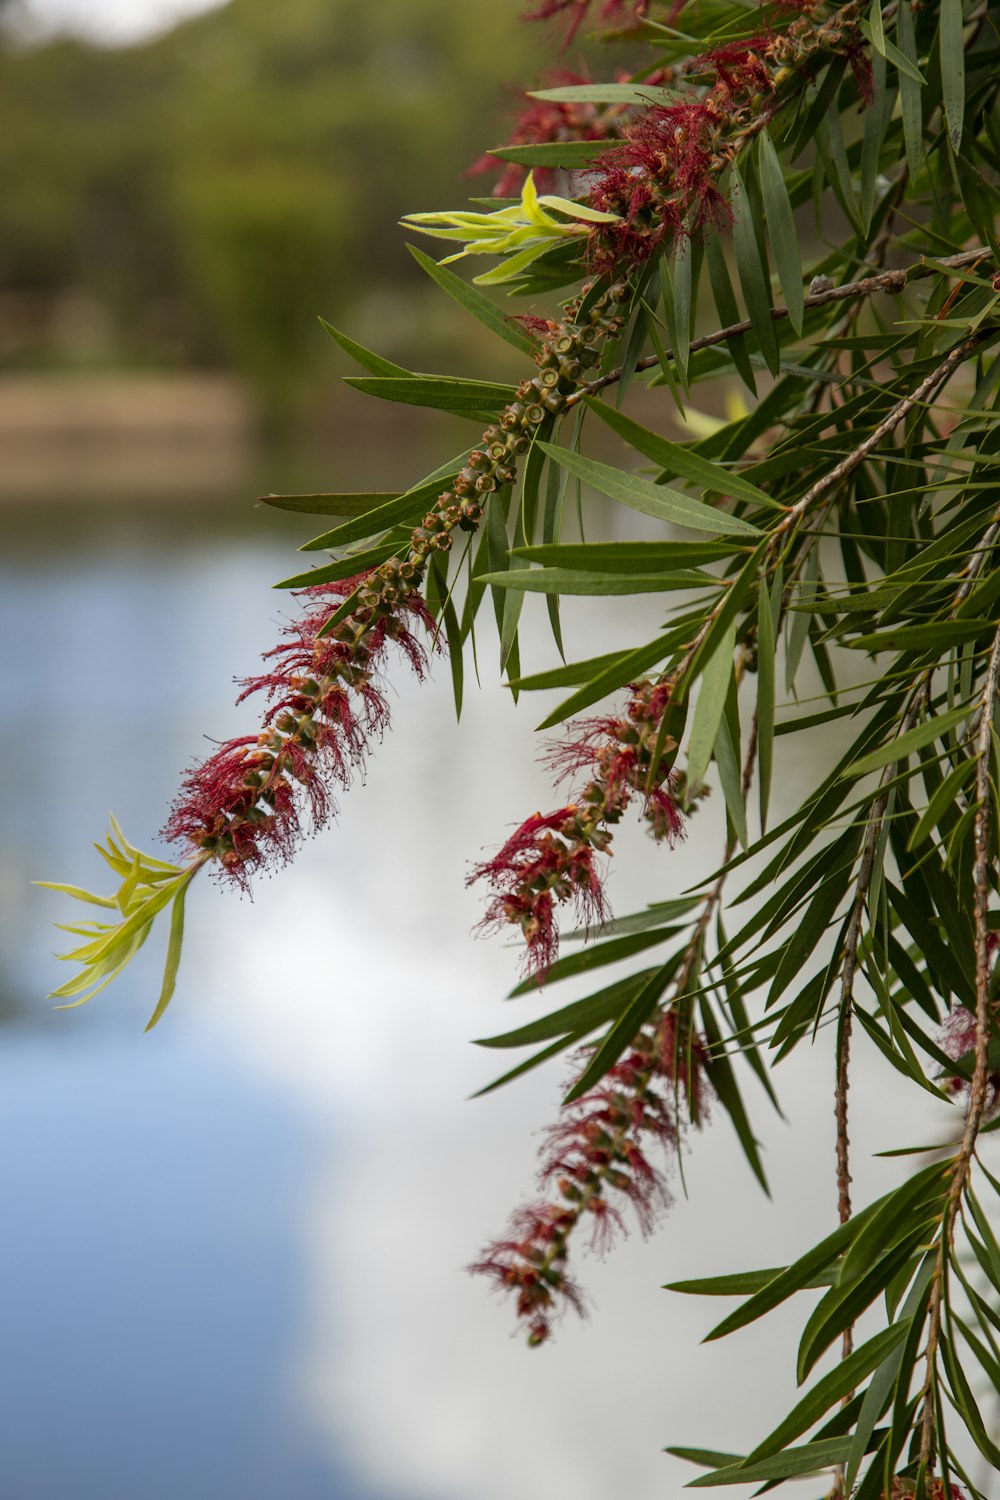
[319,317,410,376]
[344,374,516,420]
[301,469,460,551]
[699,995,769,1192]
[538,444,762,537]
[536,632,680,731]
[757,584,776,833]
[685,1437,853,1486]
[488,140,614,169]
[940,0,966,151]
[746,1324,908,1465]
[507,928,677,997]
[843,703,971,777]
[859,16,926,83]
[476,972,653,1049]
[528,82,672,104]
[584,399,777,508]
[508,650,625,693]
[34,881,119,910]
[895,0,924,175]
[144,881,189,1032]
[665,1447,742,1470]
[758,131,804,335]
[687,620,736,792]
[513,540,734,572]
[704,1197,883,1343]
[471,1034,580,1097]
[705,234,756,394]
[848,620,986,652]
[837,1163,948,1286]
[907,757,975,849]
[563,961,675,1103]
[478,567,711,595]
[785,546,818,695]
[730,162,780,377]
[665,1268,835,1296]
[275,542,400,592]
[714,711,748,850]
[797,1242,916,1381]
[406,245,534,354]
[260,491,398,518]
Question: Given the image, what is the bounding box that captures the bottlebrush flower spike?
[163,575,436,887]
[42,283,629,1014]
[472,1008,708,1344]
[471,678,684,980]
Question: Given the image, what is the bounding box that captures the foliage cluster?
[42,0,1000,1494]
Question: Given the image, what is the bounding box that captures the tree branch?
[918,623,1000,1470]
[564,249,993,410]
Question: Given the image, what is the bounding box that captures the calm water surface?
[0,489,974,1500]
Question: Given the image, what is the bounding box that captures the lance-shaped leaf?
[537,444,762,537]
[758,131,804,335]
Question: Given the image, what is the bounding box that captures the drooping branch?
[565,249,993,410]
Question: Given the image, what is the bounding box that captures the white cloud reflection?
[185,610,957,1500]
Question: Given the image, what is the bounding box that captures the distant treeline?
[0,0,565,419]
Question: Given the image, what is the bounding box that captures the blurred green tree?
[0,0,554,422]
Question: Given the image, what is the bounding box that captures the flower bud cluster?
[471,677,684,978]
[165,288,626,884]
[938,999,1000,1117]
[472,1006,707,1345]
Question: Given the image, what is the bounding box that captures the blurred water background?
[0,3,991,1498]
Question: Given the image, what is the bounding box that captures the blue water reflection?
[0,1032,393,1500]
[0,511,419,1499]
[1,497,954,1500]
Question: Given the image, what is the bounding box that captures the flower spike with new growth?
[39,282,630,1021]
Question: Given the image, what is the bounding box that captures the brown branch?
[774,329,996,537]
[564,249,992,410]
[918,624,1000,1470]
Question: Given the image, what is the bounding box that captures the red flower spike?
[472,1008,709,1342]
[164,574,438,885]
[473,679,683,981]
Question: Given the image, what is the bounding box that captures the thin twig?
[564,249,992,409]
[774,330,996,537]
[918,624,1000,1469]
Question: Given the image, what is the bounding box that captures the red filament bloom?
[164,575,437,887]
[473,1008,707,1344]
[938,1002,1000,1115]
[471,679,684,979]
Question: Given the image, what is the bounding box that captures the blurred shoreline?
[0,372,255,497]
